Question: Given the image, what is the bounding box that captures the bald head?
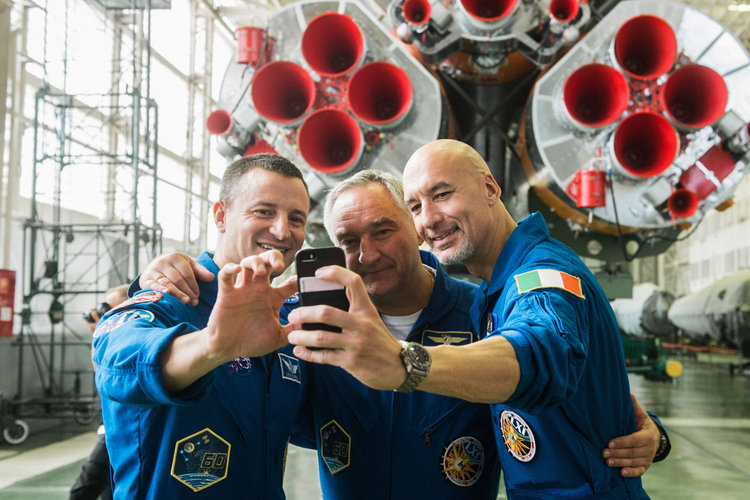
[402,139,515,281]
[404,139,492,183]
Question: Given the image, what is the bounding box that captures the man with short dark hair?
[93,154,310,499]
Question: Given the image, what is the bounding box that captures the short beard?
[434,236,475,266]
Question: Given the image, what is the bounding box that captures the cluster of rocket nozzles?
[207,12,414,174]
[561,14,731,219]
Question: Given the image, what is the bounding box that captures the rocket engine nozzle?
[667,189,698,218]
[250,61,316,124]
[663,64,728,129]
[550,0,579,23]
[298,108,363,174]
[562,64,629,129]
[206,109,235,136]
[347,62,414,127]
[301,12,364,78]
[614,15,677,80]
[613,112,678,178]
[402,0,432,25]
[459,0,519,23]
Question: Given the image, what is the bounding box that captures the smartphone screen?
[295,247,349,332]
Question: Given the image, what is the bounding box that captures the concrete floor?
[1,354,748,499]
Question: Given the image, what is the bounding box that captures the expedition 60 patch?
[171,428,230,492]
[441,436,484,487]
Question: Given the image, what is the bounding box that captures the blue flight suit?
[288,250,501,499]
[471,212,649,499]
[93,251,307,499]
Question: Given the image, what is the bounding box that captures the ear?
[483,173,502,206]
[213,201,228,233]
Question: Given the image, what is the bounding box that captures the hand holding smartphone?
[295,247,349,332]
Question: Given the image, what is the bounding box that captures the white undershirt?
[379,264,436,341]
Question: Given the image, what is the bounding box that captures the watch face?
[408,344,431,368]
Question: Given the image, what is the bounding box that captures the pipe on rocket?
[402,0,432,25]
[549,0,579,23]
[667,188,698,218]
[459,0,519,24]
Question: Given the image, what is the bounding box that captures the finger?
[288,326,347,351]
[149,271,193,305]
[192,260,216,283]
[620,466,647,478]
[239,255,274,280]
[218,263,242,290]
[275,279,299,302]
[313,265,374,313]
[292,344,342,366]
[288,304,350,334]
[604,445,647,460]
[165,260,201,302]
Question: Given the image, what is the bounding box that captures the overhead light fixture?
[729,3,750,12]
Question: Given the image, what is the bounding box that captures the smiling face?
[403,140,500,270]
[213,167,309,270]
[328,183,425,311]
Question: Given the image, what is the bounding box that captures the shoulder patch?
[111,290,164,312]
[499,410,536,463]
[514,269,585,299]
[284,292,300,305]
[93,309,154,337]
[442,436,485,487]
[320,420,351,475]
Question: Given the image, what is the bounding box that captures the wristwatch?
[396,341,431,393]
[654,424,671,462]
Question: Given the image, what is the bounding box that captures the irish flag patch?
[514,269,585,299]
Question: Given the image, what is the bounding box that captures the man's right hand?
[139,252,214,306]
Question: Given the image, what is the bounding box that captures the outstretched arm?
[160,251,296,393]
[139,252,214,306]
[603,393,667,477]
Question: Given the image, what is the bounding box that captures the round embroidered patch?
[224,357,252,376]
[441,436,484,487]
[499,410,536,462]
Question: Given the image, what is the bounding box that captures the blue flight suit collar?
[471,212,549,333]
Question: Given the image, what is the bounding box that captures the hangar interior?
[1,0,749,498]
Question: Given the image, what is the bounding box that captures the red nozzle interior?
[301,12,364,78]
[250,61,316,124]
[615,15,677,80]
[298,109,362,174]
[667,189,698,218]
[459,0,518,22]
[563,64,629,128]
[613,112,678,178]
[206,109,233,135]
[403,0,432,25]
[550,0,579,23]
[663,64,728,129]
[347,62,413,126]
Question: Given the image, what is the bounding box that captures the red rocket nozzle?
[301,12,364,78]
[614,15,677,80]
[663,64,728,129]
[563,64,629,128]
[206,109,234,135]
[250,61,316,124]
[550,0,579,23]
[403,0,432,25]
[667,189,698,218]
[613,112,678,178]
[298,109,363,174]
[347,62,413,127]
[459,0,518,22]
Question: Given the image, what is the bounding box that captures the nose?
[416,200,441,233]
[358,236,380,265]
[269,215,290,239]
